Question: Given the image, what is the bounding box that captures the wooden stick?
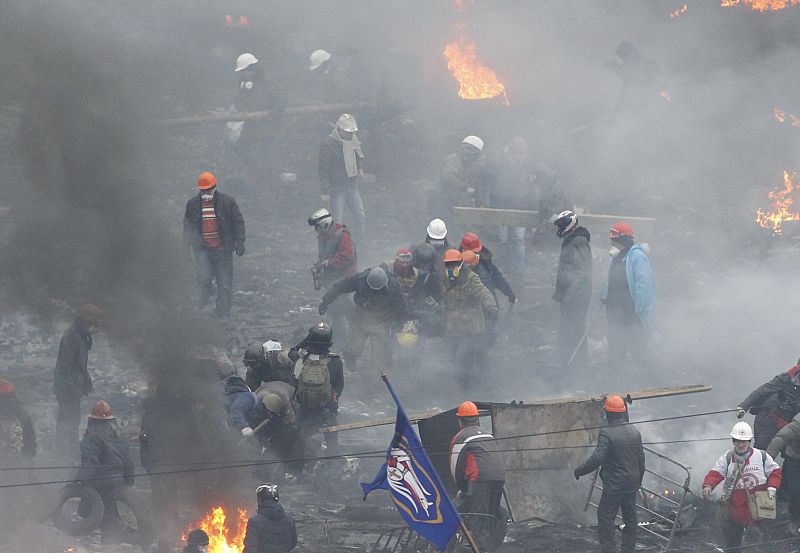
[567,303,603,367]
[158,102,373,127]
[459,519,482,553]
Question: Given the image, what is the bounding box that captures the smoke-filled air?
[1,1,800,552]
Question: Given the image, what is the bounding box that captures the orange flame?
[756,171,800,235]
[721,0,799,10]
[670,4,688,17]
[774,108,800,127]
[444,36,509,106]
[185,506,248,553]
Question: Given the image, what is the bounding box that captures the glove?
[736,407,746,419]
[508,293,517,305]
[319,302,328,315]
[768,487,777,500]
[702,486,712,499]
[235,241,245,257]
[573,468,581,481]
[288,348,300,362]
[319,259,329,269]
[241,427,254,438]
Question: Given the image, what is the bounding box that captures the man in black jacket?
[552,211,592,369]
[574,395,645,553]
[75,400,134,544]
[243,483,297,553]
[319,267,406,373]
[53,304,102,462]
[183,171,245,318]
[737,359,800,449]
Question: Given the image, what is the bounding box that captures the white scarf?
[330,128,364,178]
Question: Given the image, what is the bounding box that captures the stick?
[238,418,272,446]
[459,519,482,553]
[158,102,373,127]
[567,303,603,367]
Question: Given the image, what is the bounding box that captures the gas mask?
[201,190,216,201]
[609,245,621,257]
[445,262,463,281]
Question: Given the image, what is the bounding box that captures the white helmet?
[337,113,358,133]
[731,421,754,441]
[461,135,484,152]
[308,208,334,233]
[553,210,578,238]
[235,52,258,72]
[309,49,332,71]
[427,218,448,240]
[262,340,282,353]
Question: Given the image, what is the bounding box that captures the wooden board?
[158,102,374,126]
[320,385,710,433]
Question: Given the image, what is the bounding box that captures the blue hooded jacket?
[601,244,654,334]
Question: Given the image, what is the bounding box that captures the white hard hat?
[461,135,484,152]
[337,113,358,133]
[235,52,258,72]
[426,218,448,240]
[731,421,754,441]
[309,49,332,71]
[262,340,282,353]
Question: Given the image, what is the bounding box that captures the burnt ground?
[3,102,800,553]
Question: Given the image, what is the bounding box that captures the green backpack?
[297,355,333,410]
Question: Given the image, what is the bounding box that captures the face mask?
[428,238,445,247]
[201,191,215,201]
[445,263,462,281]
[609,246,621,257]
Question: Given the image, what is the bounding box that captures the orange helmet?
[609,222,634,239]
[443,249,463,263]
[456,401,479,417]
[460,232,483,252]
[0,379,15,395]
[89,399,115,420]
[461,250,479,267]
[197,171,218,190]
[603,395,627,413]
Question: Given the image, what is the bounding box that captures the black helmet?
[306,322,332,350]
[553,210,577,238]
[411,243,435,271]
[243,343,264,367]
[256,482,279,504]
[187,528,209,547]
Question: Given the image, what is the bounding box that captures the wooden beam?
[158,102,374,127]
[320,386,710,433]
[452,206,657,238]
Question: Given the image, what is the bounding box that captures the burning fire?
[721,0,799,10]
[670,4,688,17]
[185,507,248,553]
[443,35,509,106]
[774,108,800,127]
[756,171,800,235]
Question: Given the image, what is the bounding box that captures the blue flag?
[360,376,461,551]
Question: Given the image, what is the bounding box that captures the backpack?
[297,355,333,410]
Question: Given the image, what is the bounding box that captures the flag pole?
[380,373,482,553]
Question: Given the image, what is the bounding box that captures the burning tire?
[115,486,154,546]
[51,483,104,536]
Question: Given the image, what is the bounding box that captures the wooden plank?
[452,206,657,238]
[158,102,373,127]
[320,386,709,433]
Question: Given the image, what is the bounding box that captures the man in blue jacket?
[601,222,654,368]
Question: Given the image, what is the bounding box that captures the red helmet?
[456,401,479,417]
[0,379,15,395]
[197,171,218,190]
[89,399,115,420]
[603,395,627,413]
[460,232,482,252]
[609,222,634,239]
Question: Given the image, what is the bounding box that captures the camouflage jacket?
[442,269,498,336]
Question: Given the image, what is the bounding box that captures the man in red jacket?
[308,208,357,337]
[702,422,781,552]
[449,401,506,551]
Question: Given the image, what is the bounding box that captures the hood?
[258,501,286,520]
[565,226,591,243]
[225,379,251,396]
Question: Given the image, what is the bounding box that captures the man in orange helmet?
[74,400,134,544]
[574,395,645,553]
[183,171,246,318]
[449,401,506,551]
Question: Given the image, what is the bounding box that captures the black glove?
[736,407,746,419]
[319,302,328,315]
[508,293,517,304]
[288,348,300,362]
[235,241,245,256]
[573,468,581,481]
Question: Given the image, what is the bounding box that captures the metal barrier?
[371,513,506,553]
[584,445,693,552]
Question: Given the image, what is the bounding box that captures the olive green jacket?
[442,269,498,336]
